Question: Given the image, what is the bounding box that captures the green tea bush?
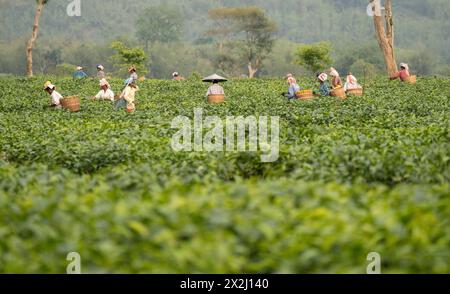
[0,76,449,273]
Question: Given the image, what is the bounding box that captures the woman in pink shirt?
[390,63,411,81]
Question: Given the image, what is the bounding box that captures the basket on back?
[208,94,225,104]
[330,87,347,99]
[346,88,364,96]
[61,96,80,112]
[296,89,314,100]
[404,75,417,85]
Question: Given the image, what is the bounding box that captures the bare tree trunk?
[372,0,397,76]
[26,0,45,77]
[248,63,258,78]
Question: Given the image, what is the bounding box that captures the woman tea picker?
[390,63,411,82]
[73,66,88,79]
[329,67,343,89]
[44,81,63,109]
[344,72,363,91]
[92,79,115,101]
[314,73,330,96]
[116,79,139,113]
[127,65,138,84]
[96,65,106,79]
[283,74,302,100]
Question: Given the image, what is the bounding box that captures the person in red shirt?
[390,63,411,81]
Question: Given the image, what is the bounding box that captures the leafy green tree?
[207,7,277,78]
[109,41,149,77]
[135,5,183,51]
[294,42,333,74]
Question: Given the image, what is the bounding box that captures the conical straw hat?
[202,74,228,82]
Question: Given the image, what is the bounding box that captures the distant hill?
[0,0,448,76]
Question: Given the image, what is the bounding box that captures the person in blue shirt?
[283,74,302,100]
[73,66,88,79]
[314,73,330,96]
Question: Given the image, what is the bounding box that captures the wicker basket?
[346,88,364,96]
[404,75,417,84]
[331,87,347,99]
[296,89,314,100]
[61,96,80,112]
[208,94,225,104]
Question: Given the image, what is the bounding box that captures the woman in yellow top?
[116,80,139,113]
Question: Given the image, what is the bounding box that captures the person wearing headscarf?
[390,63,411,81]
[44,81,63,109]
[344,72,362,91]
[92,78,115,101]
[329,67,343,89]
[116,79,139,112]
[127,65,138,84]
[314,73,330,96]
[283,73,302,100]
[96,65,106,79]
[73,66,88,79]
[172,72,185,81]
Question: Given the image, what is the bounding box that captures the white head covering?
[329,67,340,77]
[347,74,357,84]
[318,73,328,82]
[44,81,55,90]
[97,65,104,71]
[172,72,179,77]
[99,78,110,87]
[400,63,409,71]
[76,66,83,71]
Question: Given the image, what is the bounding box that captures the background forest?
[0,0,449,78]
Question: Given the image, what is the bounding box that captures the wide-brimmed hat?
[99,78,110,87]
[76,66,83,71]
[97,65,104,70]
[400,63,409,70]
[202,74,228,82]
[43,81,55,90]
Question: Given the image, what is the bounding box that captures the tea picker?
[172,72,186,81]
[91,78,115,102]
[344,72,364,96]
[282,73,302,100]
[96,65,106,79]
[115,79,139,113]
[390,63,417,84]
[329,67,343,89]
[203,74,227,104]
[313,73,331,97]
[44,81,63,109]
[73,66,88,79]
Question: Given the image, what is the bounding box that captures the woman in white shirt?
[92,79,115,101]
[44,81,63,109]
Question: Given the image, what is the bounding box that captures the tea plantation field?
[0,76,449,273]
